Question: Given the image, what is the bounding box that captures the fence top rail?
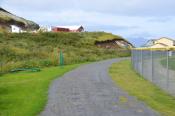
[132,47,175,51]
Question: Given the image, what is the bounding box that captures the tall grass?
[0,32,131,73]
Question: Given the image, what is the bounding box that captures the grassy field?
[0,32,130,73]
[109,60,175,116]
[0,63,80,116]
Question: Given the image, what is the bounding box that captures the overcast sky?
[1,0,175,46]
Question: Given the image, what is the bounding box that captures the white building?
[11,25,22,33]
[143,37,175,48]
[47,27,52,32]
[38,26,52,32]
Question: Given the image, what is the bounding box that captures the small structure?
[38,26,52,32]
[11,25,22,33]
[52,25,84,32]
[143,37,175,48]
[95,38,134,49]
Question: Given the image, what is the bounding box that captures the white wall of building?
[11,25,22,33]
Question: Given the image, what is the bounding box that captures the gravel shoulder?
[40,58,159,116]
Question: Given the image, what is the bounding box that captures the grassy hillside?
[0,32,131,73]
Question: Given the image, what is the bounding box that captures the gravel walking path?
[41,58,159,116]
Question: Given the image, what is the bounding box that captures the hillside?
[0,32,131,73]
[0,7,39,31]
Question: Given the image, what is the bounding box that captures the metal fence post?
[135,50,137,70]
[0,62,2,74]
[131,50,133,67]
[0,62,2,75]
[137,50,139,71]
[166,50,169,90]
[132,50,134,68]
[137,50,139,73]
[141,49,143,76]
[151,50,154,82]
[136,50,137,71]
[134,50,136,70]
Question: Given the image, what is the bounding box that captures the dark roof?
[95,38,134,47]
[95,38,125,44]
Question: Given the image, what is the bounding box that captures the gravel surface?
[40,58,159,116]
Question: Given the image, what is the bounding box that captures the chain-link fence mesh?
[132,49,175,96]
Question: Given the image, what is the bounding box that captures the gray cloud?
[1,0,175,42]
[1,0,175,17]
[147,17,173,23]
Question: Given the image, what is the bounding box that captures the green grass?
[0,63,80,116]
[109,60,175,116]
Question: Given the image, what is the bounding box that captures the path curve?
[41,58,159,116]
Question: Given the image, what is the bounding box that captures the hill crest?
[0,7,39,31]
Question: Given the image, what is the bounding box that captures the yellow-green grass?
[109,60,175,116]
[0,63,80,116]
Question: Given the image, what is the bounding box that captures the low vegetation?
[109,60,175,116]
[0,63,81,116]
[0,32,130,73]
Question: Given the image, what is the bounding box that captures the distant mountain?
[0,7,39,31]
[128,37,148,47]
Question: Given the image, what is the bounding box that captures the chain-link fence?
[132,49,175,96]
